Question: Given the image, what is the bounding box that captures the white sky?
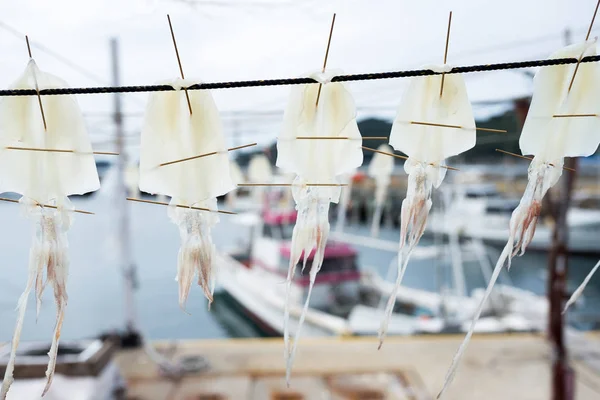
[0,0,598,153]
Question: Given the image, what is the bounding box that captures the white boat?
[217,197,549,338]
[426,183,600,255]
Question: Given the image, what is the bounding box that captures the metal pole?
[111,37,140,340]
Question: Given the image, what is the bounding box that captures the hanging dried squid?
[139,79,235,311]
[368,144,395,237]
[379,64,476,348]
[439,41,600,398]
[276,69,363,384]
[0,60,100,398]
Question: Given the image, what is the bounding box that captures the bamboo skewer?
[361,146,459,171]
[158,142,257,167]
[440,11,453,97]
[0,197,94,215]
[238,183,348,187]
[127,197,237,215]
[410,120,507,133]
[5,146,119,155]
[294,136,388,140]
[495,148,576,172]
[568,0,600,92]
[315,13,336,107]
[552,113,598,118]
[167,14,193,115]
[25,35,47,131]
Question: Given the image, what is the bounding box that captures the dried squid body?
[520,40,600,162]
[169,198,218,310]
[139,78,234,202]
[276,69,363,180]
[283,178,339,382]
[277,69,363,384]
[138,78,234,307]
[378,64,475,348]
[438,41,600,399]
[368,144,395,237]
[378,158,445,347]
[0,60,99,399]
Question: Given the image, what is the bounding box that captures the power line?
[1,53,597,97]
[0,20,146,109]
[0,20,108,85]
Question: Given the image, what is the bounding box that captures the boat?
[425,182,600,256]
[219,209,432,337]
[217,186,549,338]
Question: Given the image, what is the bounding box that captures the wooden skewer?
[158,142,257,167]
[0,197,94,215]
[25,35,47,131]
[294,136,388,140]
[412,121,462,129]
[553,113,598,118]
[440,11,453,98]
[410,121,507,133]
[475,127,507,133]
[238,183,348,187]
[495,148,576,172]
[315,13,336,107]
[5,146,119,155]
[127,197,237,215]
[568,0,600,92]
[167,14,193,115]
[361,146,459,171]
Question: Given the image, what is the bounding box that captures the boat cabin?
[251,208,363,315]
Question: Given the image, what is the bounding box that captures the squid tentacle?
[378,161,435,348]
[41,210,70,397]
[563,258,600,314]
[2,204,72,400]
[284,183,331,386]
[0,250,40,399]
[438,160,561,398]
[437,240,510,399]
[170,200,218,312]
[287,213,329,384]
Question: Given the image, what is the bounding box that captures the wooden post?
[547,157,576,400]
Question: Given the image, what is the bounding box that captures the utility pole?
[111,37,140,345]
[547,28,575,400]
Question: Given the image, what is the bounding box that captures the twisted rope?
[2,54,598,97]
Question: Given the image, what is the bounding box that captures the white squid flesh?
[0,59,99,398]
[169,198,218,310]
[438,40,600,399]
[277,70,362,384]
[379,64,475,348]
[139,79,234,308]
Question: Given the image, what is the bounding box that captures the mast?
[111,37,140,341]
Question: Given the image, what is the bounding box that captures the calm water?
[1,184,599,344]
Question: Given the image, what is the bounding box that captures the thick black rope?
[2,54,598,97]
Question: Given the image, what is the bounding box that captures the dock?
[116,332,600,399]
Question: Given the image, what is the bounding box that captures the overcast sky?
[0,0,598,153]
